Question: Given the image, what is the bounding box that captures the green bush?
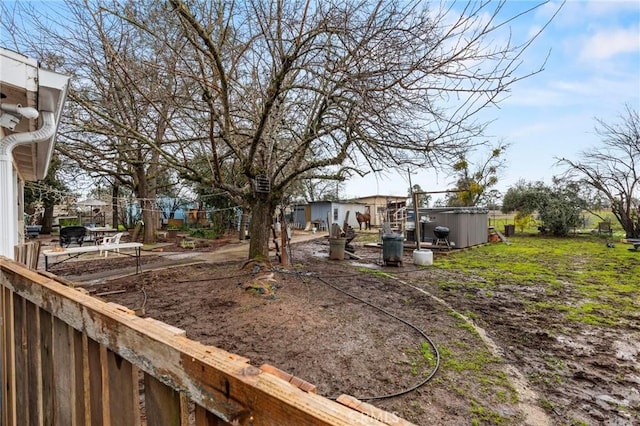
[502,180,586,236]
[189,228,218,239]
[59,218,80,227]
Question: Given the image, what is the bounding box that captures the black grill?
[433,226,450,239]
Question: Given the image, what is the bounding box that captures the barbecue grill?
[433,226,451,249]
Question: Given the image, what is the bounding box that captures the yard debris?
[180,238,196,249]
[241,259,279,297]
[242,272,279,297]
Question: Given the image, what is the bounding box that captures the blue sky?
[345,0,640,200]
[2,1,638,203]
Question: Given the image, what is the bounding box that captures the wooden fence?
[13,241,40,270]
[0,257,412,425]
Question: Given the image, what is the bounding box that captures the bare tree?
[155,0,560,259]
[559,105,640,238]
[1,1,196,243]
[297,178,344,202]
[2,0,561,258]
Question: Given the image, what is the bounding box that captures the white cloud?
[583,0,640,17]
[553,1,640,26]
[579,26,640,60]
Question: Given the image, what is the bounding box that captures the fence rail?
[1,256,412,425]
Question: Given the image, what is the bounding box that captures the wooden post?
[280,212,288,266]
[413,192,421,251]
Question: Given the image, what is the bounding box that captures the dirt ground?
[49,235,639,425]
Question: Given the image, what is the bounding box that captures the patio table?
[42,242,143,272]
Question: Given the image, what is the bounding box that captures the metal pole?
[407,168,420,251]
[413,191,421,251]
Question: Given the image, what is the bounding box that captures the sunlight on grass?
[436,235,640,327]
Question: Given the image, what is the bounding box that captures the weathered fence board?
[88,338,105,425]
[2,286,16,425]
[14,241,40,270]
[73,329,87,425]
[52,317,74,426]
[13,294,27,424]
[41,310,54,425]
[107,351,140,425]
[145,373,182,425]
[26,301,43,423]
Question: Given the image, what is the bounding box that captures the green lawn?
[436,234,640,327]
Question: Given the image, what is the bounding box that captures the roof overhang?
[1,48,69,181]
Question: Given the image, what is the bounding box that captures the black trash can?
[382,233,404,266]
[504,224,515,237]
[421,222,430,242]
[406,229,415,242]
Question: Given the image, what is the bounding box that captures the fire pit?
[433,226,451,249]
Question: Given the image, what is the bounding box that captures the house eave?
[1,48,70,181]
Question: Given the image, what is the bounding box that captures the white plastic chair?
[99,232,124,257]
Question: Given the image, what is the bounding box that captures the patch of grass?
[356,232,382,244]
[405,341,437,376]
[435,333,519,420]
[420,341,436,366]
[357,267,394,279]
[478,371,518,403]
[543,355,565,372]
[447,310,480,336]
[563,301,618,326]
[438,280,462,292]
[434,235,640,327]
[470,399,510,425]
[570,420,590,426]
[539,397,556,412]
[464,310,478,320]
[440,343,501,374]
[528,370,562,386]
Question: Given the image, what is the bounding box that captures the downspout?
[0,111,56,260]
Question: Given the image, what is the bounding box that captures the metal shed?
[413,207,489,248]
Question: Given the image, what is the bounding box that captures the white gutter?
[0,111,56,151]
[0,111,56,259]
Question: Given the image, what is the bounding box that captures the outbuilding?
[409,207,489,248]
[293,201,366,231]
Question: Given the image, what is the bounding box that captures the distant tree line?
[502,106,639,238]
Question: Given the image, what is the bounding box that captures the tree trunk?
[620,211,639,238]
[248,196,275,260]
[41,205,54,234]
[134,161,158,244]
[140,199,156,243]
[613,201,640,238]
